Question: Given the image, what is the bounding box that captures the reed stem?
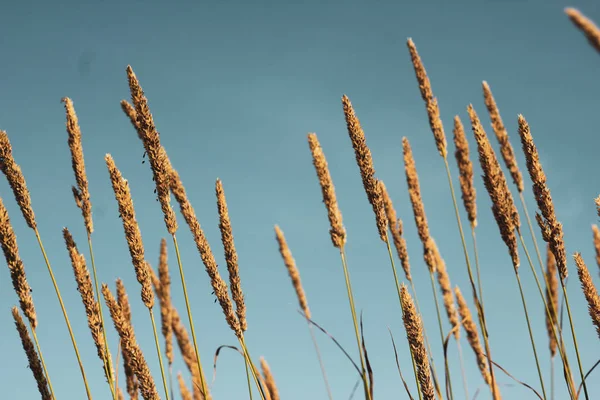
[560,280,589,400]
[239,335,268,400]
[339,247,372,400]
[31,326,56,400]
[149,308,170,400]
[171,234,209,398]
[514,271,547,399]
[517,233,576,399]
[456,339,469,400]
[34,228,92,399]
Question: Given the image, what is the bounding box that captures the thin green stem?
[149,308,170,400]
[428,271,454,400]
[239,335,267,400]
[34,229,92,400]
[169,364,174,400]
[514,271,547,399]
[550,356,555,400]
[560,281,589,400]
[339,247,371,400]
[307,322,333,400]
[31,327,56,400]
[244,352,254,400]
[87,233,117,399]
[517,233,576,399]
[442,157,498,400]
[171,234,209,398]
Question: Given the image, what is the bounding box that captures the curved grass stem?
[34,228,92,400]
[307,321,334,400]
[239,335,267,400]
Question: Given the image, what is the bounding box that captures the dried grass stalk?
[274,225,311,319]
[158,238,174,364]
[455,287,492,387]
[400,285,435,400]
[169,168,241,337]
[432,241,460,339]
[403,137,436,273]
[573,253,600,338]
[216,179,247,332]
[0,131,36,229]
[379,181,412,282]
[102,283,159,400]
[126,66,178,234]
[178,372,193,400]
[481,82,524,193]
[105,154,154,308]
[517,115,567,280]
[545,245,559,357]
[593,225,600,270]
[0,196,36,328]
[12,307,51,400]
[260,357,280,400]
[307,133,346,248]
[406,38,447,158]
[63,228,107,373]
[341,96,387,242]
[62,97,93,234]
[467,106,520,269]
[116,279,139,399]
[453,115,477,228]
[565,8,600,54]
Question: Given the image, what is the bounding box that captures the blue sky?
[0,0,599,399]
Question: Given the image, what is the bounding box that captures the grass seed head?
[573,253,600,339]
[565,8,600,54]
[453,115,477,228]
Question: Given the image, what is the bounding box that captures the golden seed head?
[453,115,477,228]
[592,225,600,270]
[307,133,346,248]
[63,228,107,372]
[0,131,36,230]
[115,279,139,398]
[517,115,567,280]
[432,241,460,339]
[573,253,600,339]
[169,168,241,337]
[380,181,412,282]
[157,238,174,364]
[62,97,93,234]
[403,137,435,273]
[400,284,436,400]
[216,179,247,332]
[12,307,51,400]
[468,106,520,269]
[105,154,154,308]
[260,357,280,400]
[565,8,600,54]
[178,373,193,400]
[102,283,158,399]
[126,66,178,234]
[545,245,559,357]
[406,38,447,158]
[341,96,388,242]
[274,225,311,319]
[481,82,524,192]
[0,196,36,329]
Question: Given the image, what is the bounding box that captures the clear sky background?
[0,0,599,399]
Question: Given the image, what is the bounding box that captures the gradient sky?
[1,0,599,399]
